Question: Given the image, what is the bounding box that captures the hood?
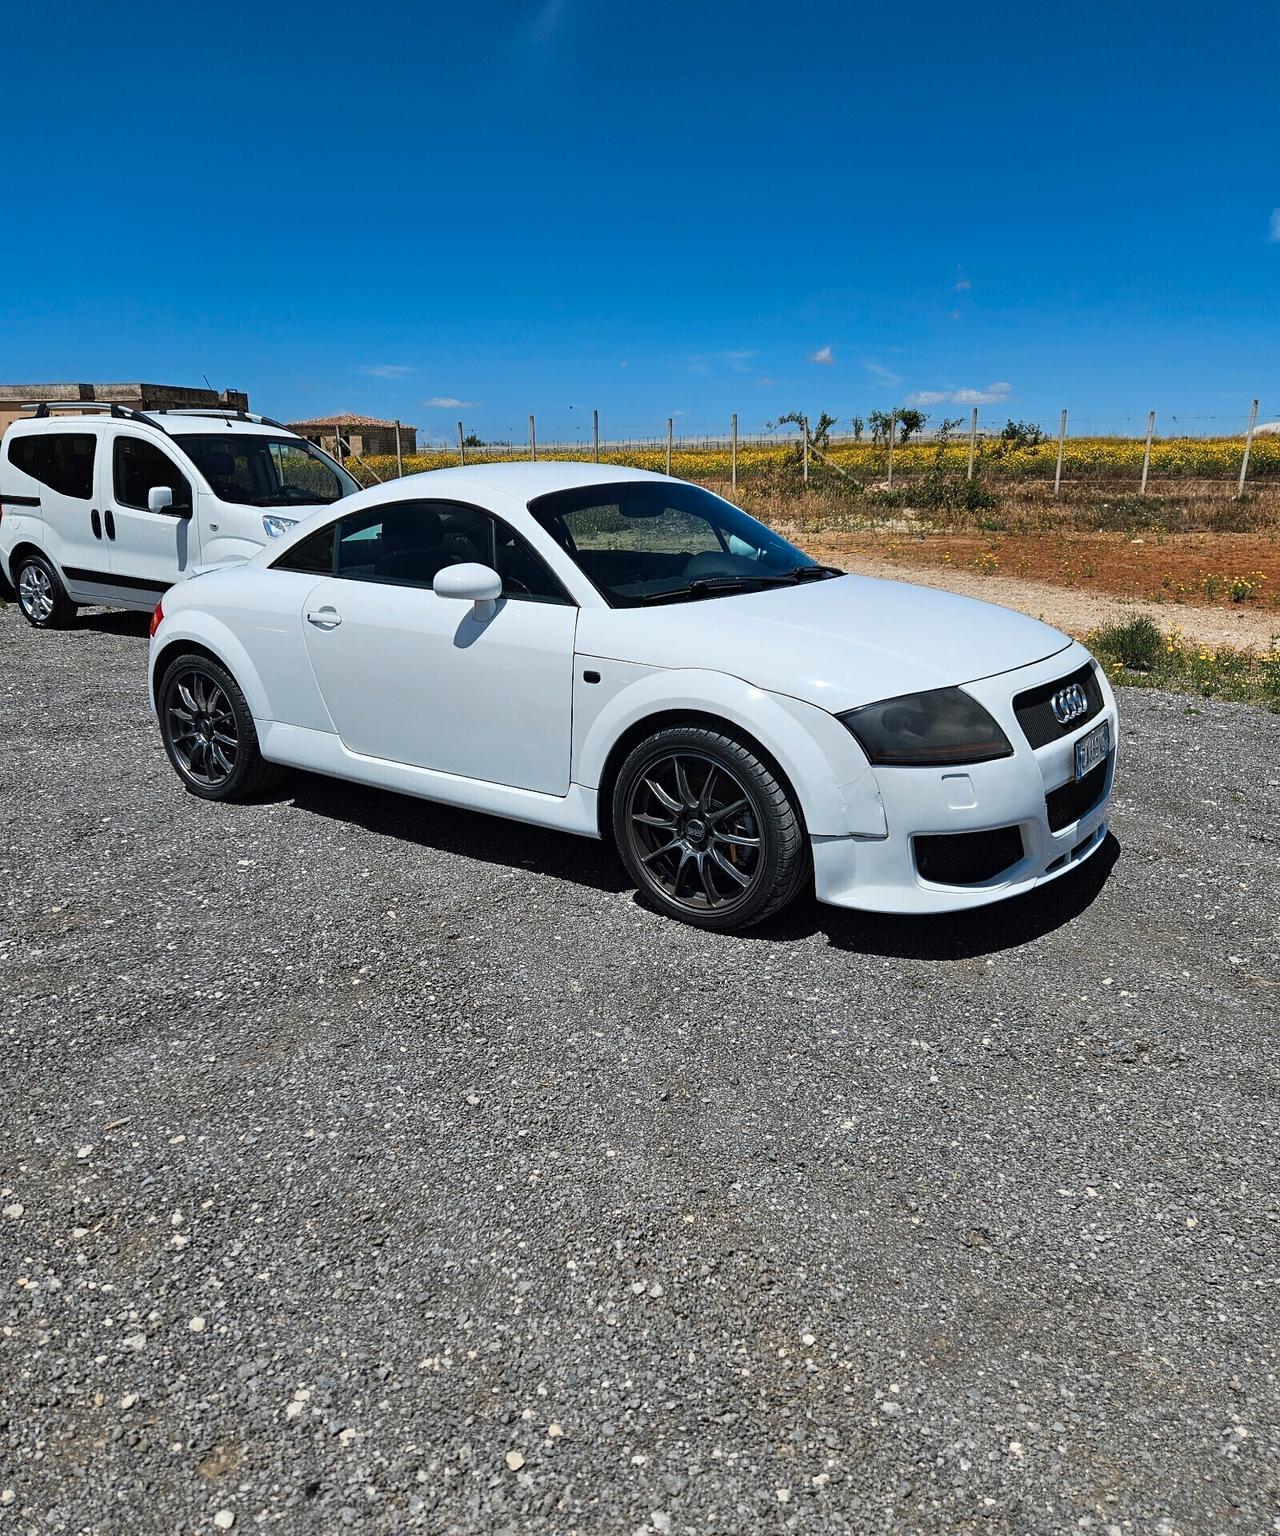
[574,573,1072,713]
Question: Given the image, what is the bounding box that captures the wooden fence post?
[1237,398,1259,500]
[731,412,738,493]
[457,421,465,465]
[666,418,673,475]
[1140,410,1156,494]
[395,420,403,478]
[593,408,600,463]
[802,417,809,484]
[966,407,978,481]
[887,412,896,489]
[1053,408,1067,496]
[530,414,537,462]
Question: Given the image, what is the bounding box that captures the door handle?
[306,608,342,630]
[104,509,116,540]
[91,509,102,539]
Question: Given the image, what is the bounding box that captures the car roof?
[335,460,673,505]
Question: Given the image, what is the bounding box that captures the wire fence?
[339,400,1278,500]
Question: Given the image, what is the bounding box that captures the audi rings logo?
[1051,682,1089,725]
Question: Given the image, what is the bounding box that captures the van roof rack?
[149,407,290,430]
[24,400,169,433]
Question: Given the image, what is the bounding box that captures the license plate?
[1074,719,1111,781]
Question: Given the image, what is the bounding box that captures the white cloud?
[954,278,971,292]
[620,360,629,368]
[809,344,835,366]
[1270,208,1280,242]
[906,381,1012,407]
[864,360,902,386]
[423,396,480,408]
[755,376,775,387]
[359,364,414,379]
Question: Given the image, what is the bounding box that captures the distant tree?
[895,408,928,444]
[1000,419,1044,449]
[772,411,838,451]
[850,415,864,442]
[867,409,894,446]
[463,432,483,447]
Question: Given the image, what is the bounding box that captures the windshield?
[173,434,359,508]
[528,480,838,606]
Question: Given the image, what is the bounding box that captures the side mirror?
[148,485,173,513]
[433,562,503,620]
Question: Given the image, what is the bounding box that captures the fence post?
[1237,397,1259,500]
[666,417,673,475]
[731,412,738,493]
[1140,410,1155,494]
[887,411,896,489]
[802,417,810,484]
[530,414,537,462]
[593,408,600,463]
[1053,408,1067,496]
[395,420,403,478]
[457,421,466,465]
[966,406,978,481]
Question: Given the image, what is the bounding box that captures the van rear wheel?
[15,554,76,629]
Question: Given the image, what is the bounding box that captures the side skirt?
[257,720,601,837]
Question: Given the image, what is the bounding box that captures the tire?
[157,652,283,802]
[612,725,809,932]
[15,552,77,629]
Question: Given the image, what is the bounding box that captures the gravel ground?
[2,603,1278,1536]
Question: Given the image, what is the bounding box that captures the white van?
[0,403,360,628]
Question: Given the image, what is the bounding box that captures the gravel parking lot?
[2,603,1278,1535]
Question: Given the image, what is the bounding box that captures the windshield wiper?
[785,563,844,581]
[638,575,798,606]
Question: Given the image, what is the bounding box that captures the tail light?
[149,598,164,637]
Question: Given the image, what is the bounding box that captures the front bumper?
[812,644,1118,914]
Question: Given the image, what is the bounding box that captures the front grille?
[1045,753,1112,833]
[1013,661,1104,749]
[914,825,1024,886]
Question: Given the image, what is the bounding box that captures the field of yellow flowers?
[356,434,1280,485]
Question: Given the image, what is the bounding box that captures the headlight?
[839,687,1013,766]
[262,514,298,539]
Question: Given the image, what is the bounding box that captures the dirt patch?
[796,529,1280,608]
[787,529,1280,650]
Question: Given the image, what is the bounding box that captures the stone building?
[287,413,417,458]
[0,382,249,437]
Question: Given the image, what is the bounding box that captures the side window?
[113,436,191,511]
[491,522,571,605]
[7,432,96,499]
[272,522,335,575]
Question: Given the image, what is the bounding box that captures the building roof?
[287,413,409,430]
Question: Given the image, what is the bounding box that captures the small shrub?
[1091,614,1164,673]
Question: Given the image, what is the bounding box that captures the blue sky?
[3,0,1276,440]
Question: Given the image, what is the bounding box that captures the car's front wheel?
[15,553,76,629]
[158,653,282,801]
[612,725,809,931]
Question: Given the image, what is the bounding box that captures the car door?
[102,429,196,593]
[295,499,578,795]
[8,428,110,591]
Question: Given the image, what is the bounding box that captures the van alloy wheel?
[165,671,240,787]
[18,563,54,623]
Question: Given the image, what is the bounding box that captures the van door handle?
[306,608,342,630]
[104,509,116,540]
[91,509,102,539]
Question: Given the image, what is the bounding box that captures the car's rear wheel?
[15,553,76,629]
[613,725,809,931]
[158,653,282,801]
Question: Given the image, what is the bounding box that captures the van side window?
[7,433,96,499]
[114,437,192,512]
[272,523,335,575]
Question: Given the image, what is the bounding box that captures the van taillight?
[149,598,164,637]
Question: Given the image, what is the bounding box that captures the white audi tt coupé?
[148,463,1117,930]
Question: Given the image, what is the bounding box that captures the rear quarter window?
[6,432,96,499]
